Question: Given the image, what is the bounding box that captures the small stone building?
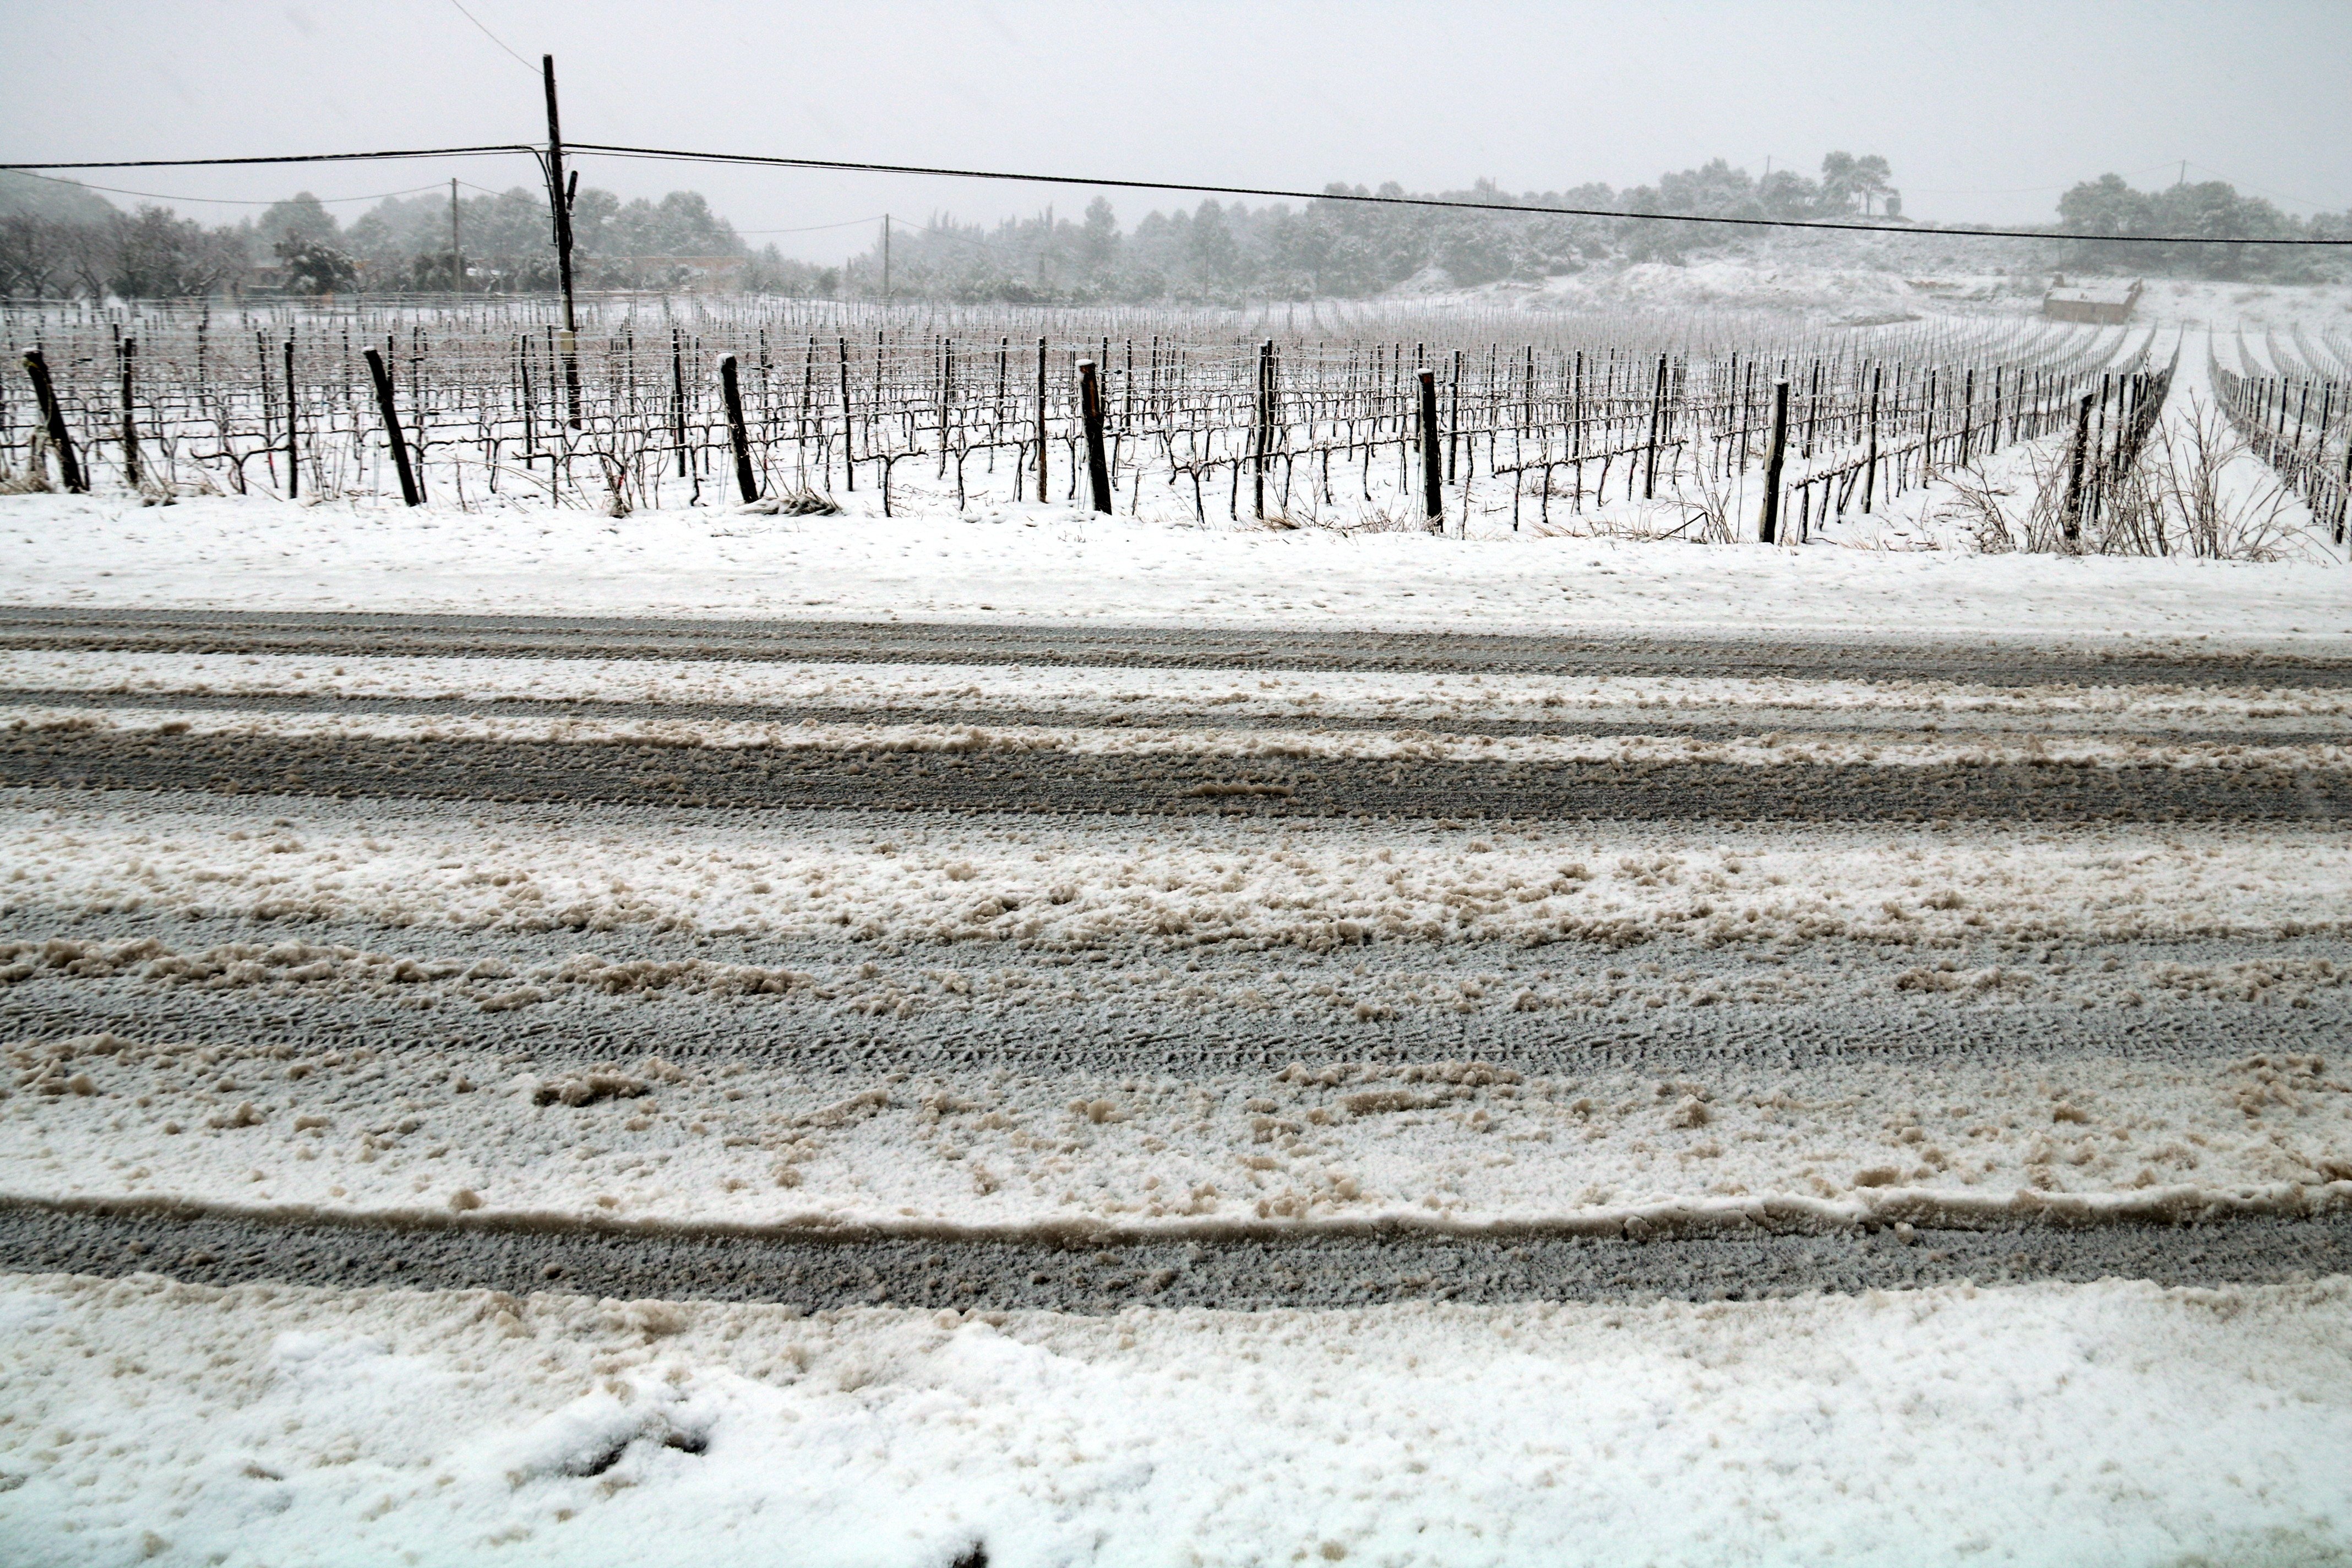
[2043,278,2143,325]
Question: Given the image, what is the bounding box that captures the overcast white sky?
[3,1,2348,260]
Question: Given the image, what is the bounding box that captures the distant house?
[2043,277,2142,325]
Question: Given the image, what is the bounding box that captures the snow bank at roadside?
[4,1271,2347,1567]
[4,492,2347,646]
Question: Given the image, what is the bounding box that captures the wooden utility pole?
[364,347,421,506]
[21,350,84,493]
[449,178,464,292]
[881,214,891,307]
[1418,368,1443,531]
[1758,377,1789,544]
[542,55,580,426]
[1079,360,1113,513]
[720,353,758,502]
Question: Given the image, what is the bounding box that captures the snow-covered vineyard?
[3,297,2265,546]
[4,298,2352,1565]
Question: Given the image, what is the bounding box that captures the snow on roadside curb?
[3,1270,2347,1567]
[4,492,2348,645]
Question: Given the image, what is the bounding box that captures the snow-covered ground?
[5,1271,2349,1568]
[3,489,2348,638]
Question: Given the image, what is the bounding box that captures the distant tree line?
[2055,172,2339,280]
[0,170,767,297]
[1,154,2343,301]
[837,154,1904,305]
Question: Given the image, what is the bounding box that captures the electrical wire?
[735,215,889,235]
[3,168,449,207]
[565,141,2352,248]
[3,140,2341,247]
[445,0,538,72]
[0,145,537,171]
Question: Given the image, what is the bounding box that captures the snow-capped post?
[1447,348,1463,483]
[281,337,297,500]
[21,350,84,493]
[1642,353,1666,499]
[670,329,689,480]
[363,347,422,507]
[1079,360,1113,514]
[720,353,759,504]
[2337,435,2350,546]
[1757,377,1789,544]
[2061,391,2093,548]
[1920,368,1937,481]
[837,337,854,492]
[1035,337,1050,503]
[1251,339,1272,518]
[1418,368,1443,531]
[118,337,141,492]
[1958,366,1976,466]
[1860,364,1882,514]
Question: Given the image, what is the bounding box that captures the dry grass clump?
[1935,398,2313,561]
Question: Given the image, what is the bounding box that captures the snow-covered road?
[4,498,2350,1564]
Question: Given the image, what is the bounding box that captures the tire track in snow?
[9,689,2348,749]
[5,1200,2348,1311]
[6,609,2349,1303]
[6,606,2350,687]
[7,732,2347,823]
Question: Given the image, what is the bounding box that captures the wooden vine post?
[364,347,422,507]
[1642,353,1666,499]
[1251,339,1271,518]
[1860,364,1882,514]
[671,329,689,479]
[1035,337,1049,503]
[119,337,142,492]
[281,337,297,499]
[1758,378,1789,545]
[23,350,85,493]
[1417,368,1443,532]
[837,337,853,492]
[2060,391,2093,549]
[1079,360,1113,514]
[720,353,759,503]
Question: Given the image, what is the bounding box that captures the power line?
[445,0,537,72]
[566,142,2352,248]
[0,145,536,171]
[4,140,2344,247]
[736,215,889,236]
[5,168,448,208]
